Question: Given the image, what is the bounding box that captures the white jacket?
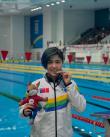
[19,77,86,137]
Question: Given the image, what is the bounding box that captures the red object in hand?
[19,95,46,108]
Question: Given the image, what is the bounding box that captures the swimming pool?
[0,63,110,137]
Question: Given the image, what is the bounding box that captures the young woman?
[19,47,86,137]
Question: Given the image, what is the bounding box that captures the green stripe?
[45,99,68,109]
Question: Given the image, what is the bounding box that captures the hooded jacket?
[19,74,86,137]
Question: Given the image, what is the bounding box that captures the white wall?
[64,10,95,44]
[24,16,31,51]
[65,44,110,63]
[0,15,25,59]
[43,8,64,49]
[43,8,53,49]
[0,16,11,51]
[10,15,24,58]
[43,8,95,47]
[0,9,95,61]
[55,9,64,43]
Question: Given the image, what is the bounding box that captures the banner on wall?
[30,14,43,48]
[1,50,8,60]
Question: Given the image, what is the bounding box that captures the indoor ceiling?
[0,0,110,16]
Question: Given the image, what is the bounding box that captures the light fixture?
[51,3,55,6]
[56,2,60,5]
[46,4,50,7]
[61,0,65,3]
[31,7,42,12]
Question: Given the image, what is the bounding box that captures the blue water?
[0,63,110,137]
[0,96,30,137]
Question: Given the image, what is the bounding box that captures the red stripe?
[92,96,110,101]
[72,114,104,128]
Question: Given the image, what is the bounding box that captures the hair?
[41,47,65,69]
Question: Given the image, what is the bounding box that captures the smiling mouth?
[53,71,57,74]
[50,69,57,73]
[52,70,63,74]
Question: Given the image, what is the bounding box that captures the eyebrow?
[48,59,61,61]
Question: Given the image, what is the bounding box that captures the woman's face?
[47,55,63,78]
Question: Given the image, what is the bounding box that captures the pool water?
[0,63,110,137]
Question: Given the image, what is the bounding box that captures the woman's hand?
[62,72,71,85]
[23,104,34,117]
[57,71,72,85]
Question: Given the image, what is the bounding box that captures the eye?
[48,60,52,64]
[56,60,62,64]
